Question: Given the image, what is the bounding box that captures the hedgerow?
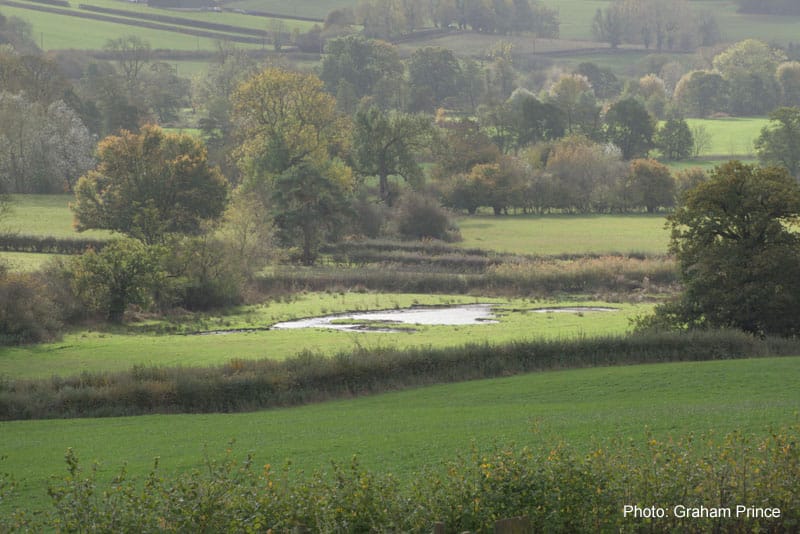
[1,330,797,420]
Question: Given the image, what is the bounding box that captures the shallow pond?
[271,304,497,332]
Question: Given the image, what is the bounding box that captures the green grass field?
[685,117,769,157]
[2,196,672,260]
[0,251,59,272]
[2,195,111,239]
[544,0,800,45]
[219,0,344,20]
[0,0,314,52]
[457,214,669,255]
[0,3,255,51]
[2,356,797,513]
[0,293,652,379]
[79,0,317,33]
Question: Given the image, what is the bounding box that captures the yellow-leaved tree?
[231,67,351,183]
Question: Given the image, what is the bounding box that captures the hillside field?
[2,356,798,513]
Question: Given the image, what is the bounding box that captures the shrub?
[68,238,164,323]
[162,234,246,310]
[15,424,800,532]
[392,192,460,242]
[0,264,62,345]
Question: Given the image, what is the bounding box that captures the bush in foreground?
[4,425,798,532]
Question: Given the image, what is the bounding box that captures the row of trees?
[592,0,719,51]
[673,40,799,117]
[439,132,684,215]
[355,0,559,40]
[737,0,800,15]
[0,33,190,139]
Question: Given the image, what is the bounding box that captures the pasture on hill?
[544,0,800,44]
[0,0,310,51]
[1,356,798,513]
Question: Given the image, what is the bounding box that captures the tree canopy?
[755,107,800,177]
[72,125,228,244]
[665,161,800,336]
[352,105,433,201]
[232,67,350,180]
[604,98,655,160]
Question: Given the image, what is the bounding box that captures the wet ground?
[270,304,498,332]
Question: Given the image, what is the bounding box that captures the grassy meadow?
[219,0,343,20]
[0,293,652,379]
[0,251,58,272]
[0,0,311,52]
[685,117,769,158]
[2,355,798,513]
[457,214,669,255]
[2,195,109,239]
[543,0,800,45]
[0,3,255,51]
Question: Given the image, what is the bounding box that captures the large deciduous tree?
[664,161,800,336]
[626,158,675,213]
[231,67,350,181]
[320,35,403,103]
[755,107,800,177]
[712,39,785,115]
[271,161,353,266]
[604,98,655,160]
[547,74,597,135]
[408,47,462,112]
[656,118,693,161]
[673,70,729,117]
[0,92,94,193]
[103,35,152,94]
[72,125,228,243]
[352,105,433,201]
[70,238,161,323]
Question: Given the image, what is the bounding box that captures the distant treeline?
[737,0,800,15]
